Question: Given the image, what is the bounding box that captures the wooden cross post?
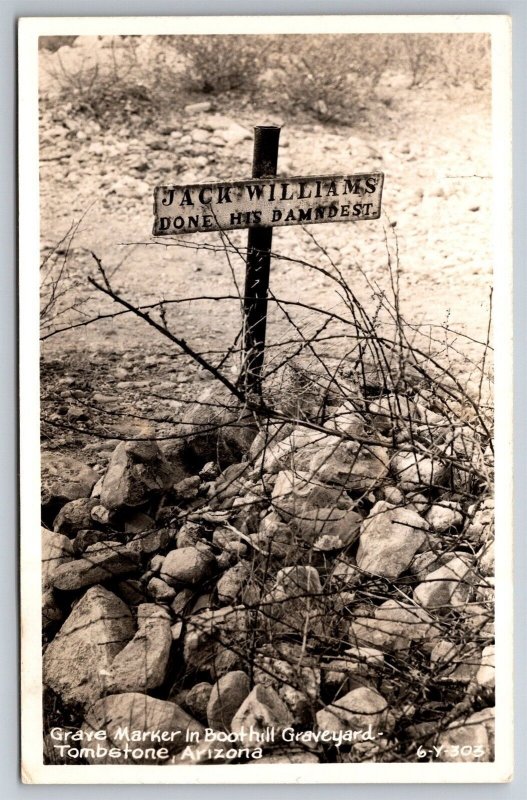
[241,125,281,397]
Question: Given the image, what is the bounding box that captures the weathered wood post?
[241,125,281,397]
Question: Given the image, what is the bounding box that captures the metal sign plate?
[153,173,384,235]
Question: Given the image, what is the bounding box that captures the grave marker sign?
[152,125,384,394]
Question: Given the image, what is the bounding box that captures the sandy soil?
[39,56,494,453]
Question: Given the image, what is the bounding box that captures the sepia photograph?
[19,15,513,784]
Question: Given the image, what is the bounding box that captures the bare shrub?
[268,34,395,124]
[172,35,274,96]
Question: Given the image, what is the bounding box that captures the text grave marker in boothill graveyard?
[153,125,384,394]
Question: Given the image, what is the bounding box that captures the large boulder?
[105,604,172,693]
[207,670,251,731]
[99,439,174,511]
[51,541,140,591]
[356,501,429,579]
[82,693,203,764]
[43,585,134,710]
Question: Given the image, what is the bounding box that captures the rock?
[465,500,494,543]
[391,450,447,490]
[219,122,252,146]
[183,606,247,673]
[316,686,391,735]
[356,501,428,579]
[253,648,320,702]
[212,463,249,506]
[330,558,362,589]
[327,402,368,437]
[147,576,176,602]
[467,707,495,754]
[261,566,325,639]
[171,588,195,615]
[349,599,440,652]
[413,554,474,611]
[272,469,362,546]
[426,502,463,532]
[408,550,449,579]
[253,512,293,558]
[184,101,212,114]
[123,511,156,535]
[437,713,490,762]
[99,439,174,510]
[105,604,172,693]
[430,640,481,683]
[199,461,218,480]
[41,453,98,519]
[51,541,140,591]
[72,528,111,555]
[309,440,389,492]
[476,645,495,688]
[478,540,494,576]
[171,620,183,641]
[207,670,251,731]
[231,684,292,735]
[42,528,74,592]
[82,693,203,763]
[179,385,257,468]
[90,504,111,525]
[174,475,201,500]
[182,682,213,723]
[53,498,99,536]
[383,485,404,505]
[150,554,165,572]
[42,589,64,630]
[369,395,417,433]
[212,527,247,558]
[278,685,312,725]
[251,427,326,475]
[216,561,251,603]
[161,546,216,586]
[176,521,205,549]
[43,586,134,709]
[116,578,147,606]
[342,646,385,675]
[126,527,172,557]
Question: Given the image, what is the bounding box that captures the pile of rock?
[41,384,495,764]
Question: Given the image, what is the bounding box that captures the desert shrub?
[268,34,395,124]
[173,34,275,95]
[433,33,491,90]
[41,37,184,125]
[385,33,491,91]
